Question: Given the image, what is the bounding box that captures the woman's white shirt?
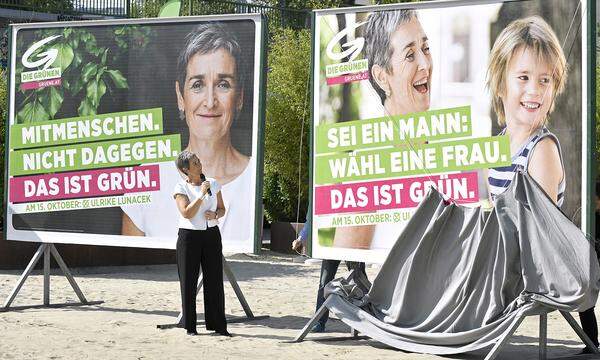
[121,160,255,252]
[173,178,221,230]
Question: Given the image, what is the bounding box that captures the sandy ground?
[0,251,598,360]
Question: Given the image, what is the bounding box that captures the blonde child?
[487,16,598,353]
[486,16,567,206]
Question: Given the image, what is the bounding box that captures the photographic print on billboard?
[5,14,266,253]
[311,0,590,263]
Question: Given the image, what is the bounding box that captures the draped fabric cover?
[324,172,600,354]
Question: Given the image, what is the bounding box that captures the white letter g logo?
[22,35,62,70]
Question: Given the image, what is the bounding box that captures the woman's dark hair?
[175,150,197,175]
[176,22,245,97]
[363,10,416,103]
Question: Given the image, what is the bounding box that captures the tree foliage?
[14,26,152,123]
[22,0,74,13]
[263,28,311,222]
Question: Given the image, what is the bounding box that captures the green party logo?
[20,35,62,88]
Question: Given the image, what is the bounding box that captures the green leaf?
[39,87,51,110]
[71,78,84,96]
[54,43,74,72]
[115,37,126,49]
[82,32,93,43]
[72,51,82,69]
[84,36,98,54]
[101,48,108,65]
[19,93,34,108]
[63,28,72,38]
[86,79,106,107]
[17,102,34,124]
[96,79,107,105]
[81,63,97,84]
[78,98,95,116]
[96,66,106,82]
[17,100,49,123]
[106,70,128,89]
[47,87,64,118]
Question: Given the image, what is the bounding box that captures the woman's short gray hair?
[176,22,244,98]
[363,9,416,103]
[175,150,197,175]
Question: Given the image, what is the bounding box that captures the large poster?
[311,0,589,263]
[5,15,266,252]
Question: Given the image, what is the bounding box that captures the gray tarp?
[324,172,600,354]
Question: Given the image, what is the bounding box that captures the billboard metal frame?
[4,13,266,252]
[2,13,268,316]
[308,0,594,260]
[303,0,597,356]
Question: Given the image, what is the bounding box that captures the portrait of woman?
[331,9,433,249]
[121,22,256,251]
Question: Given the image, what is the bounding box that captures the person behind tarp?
[173,150,231,337]
[577,182,600,354]
[486,16,567,205]
[292,212,368,333]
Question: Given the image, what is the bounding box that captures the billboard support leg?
[291,296,332,343]
[1,243,103,312]
[222,255,255,318]
[539,312,547,360]
[2,243,45,308]
[43,244,50,305]
[157,257,268,330]
[483,314,526,360]
[290,270,358,343]
[560,311,600,354]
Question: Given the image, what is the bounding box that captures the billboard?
[5,14,266,252]
[311,0,590,263]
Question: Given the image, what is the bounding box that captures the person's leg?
[177,229,201,333]
[579,306,599,350]
[315,259,341,329]
[200,227,227,333]
[345,261,366,274]
[176,231,188,328]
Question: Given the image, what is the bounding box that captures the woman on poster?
[122,22,255,251]
[333,9,433,249]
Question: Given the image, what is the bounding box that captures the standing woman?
[173,150,230,337]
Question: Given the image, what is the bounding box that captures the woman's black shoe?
[186,330,198,336]
[576,345,599,355]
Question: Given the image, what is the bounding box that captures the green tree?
[130,0,167,18]
[264,28,311,222]
[23,0,74,14]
